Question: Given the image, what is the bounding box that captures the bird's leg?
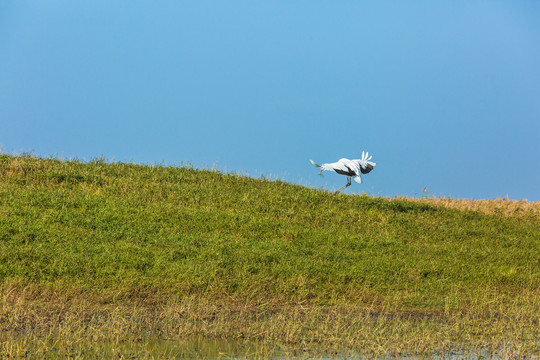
[333,183,351,195]
[333,178,351,195]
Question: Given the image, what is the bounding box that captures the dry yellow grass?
[379,195,539,219]
[1,283,538,358]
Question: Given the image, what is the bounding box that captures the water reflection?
[102,336,357,359]
[99,336,492,359]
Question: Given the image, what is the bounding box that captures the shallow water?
[94,336,337,359]
[84,336,497,359]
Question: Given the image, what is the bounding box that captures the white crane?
[310,151,376,195]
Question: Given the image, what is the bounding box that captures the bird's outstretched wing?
[332,158,360,176]
[354,151,376,174]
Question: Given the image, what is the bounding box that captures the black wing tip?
[360,163,374,174]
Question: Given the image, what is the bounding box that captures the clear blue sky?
[1,2,539,200]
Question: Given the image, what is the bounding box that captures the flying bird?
[310,152,376,195]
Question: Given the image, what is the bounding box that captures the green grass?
[0,154,538,357]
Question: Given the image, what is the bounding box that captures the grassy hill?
[1,154,538,358]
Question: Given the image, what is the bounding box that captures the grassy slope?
[1,154,538,311]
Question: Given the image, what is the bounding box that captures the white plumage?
[310,151,376,194]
